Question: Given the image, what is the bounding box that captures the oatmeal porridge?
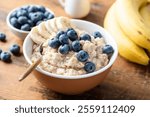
[30,17,114,76]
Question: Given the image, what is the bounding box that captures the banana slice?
[30,26,46,44]
[45,18,58,33]
[45,20,53,34]
[38,22,51,39]
[45,20,57,37]
[56,16,73,30]
[49,18,58,32]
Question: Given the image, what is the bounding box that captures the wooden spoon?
[19,43,43,81]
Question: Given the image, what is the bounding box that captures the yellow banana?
[140,3,150,56]
[104,3,149,65]
[140,3,150,27]
[115,0,150,51]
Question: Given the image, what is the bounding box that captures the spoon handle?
[19,57,42,81]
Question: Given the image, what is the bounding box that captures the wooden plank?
[0,0,150,100]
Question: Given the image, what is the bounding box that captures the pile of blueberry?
[48,28,114,73]
[9,5,54,31]
[0,43,20,63]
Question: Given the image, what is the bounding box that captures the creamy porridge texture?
[30,17,114,76]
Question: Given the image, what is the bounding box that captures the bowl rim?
[23,19,118,79]
[6,4,54,34]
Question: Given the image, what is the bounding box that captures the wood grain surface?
[0,0,150,100]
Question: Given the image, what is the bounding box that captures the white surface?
[0,100,148,117]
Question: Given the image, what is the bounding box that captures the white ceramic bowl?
[6,5,54,39]
[23,19,118,95]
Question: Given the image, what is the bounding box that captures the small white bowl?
[23,19,118,95]
[6,5,54,39]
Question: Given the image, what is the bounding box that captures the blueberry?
[44,11,50,18]
[48,38,61,49]
[76,50,89,62]
[28,12,34,19]
[66,28,73,32]
[80,33,91,41]
[0,48,2,54]
[30,12,43,23]
[36,20,42,26]
[18,16,28,24]
[44,11,54,19]
[28,6,38,12]
[0,48,2,59]
[21,24,31,31]
[56,31,66,38]
[67,29,78,41]
[0,52,11,62]
[37,6,46,13]
[10,11,17,18]
[59,34,69,44]
[84,62,96,73]
[16,9,27,17]
[36,11,45,19]
[47,13,54,20]
[59,44,70,54]
[22,5,30,10]
[93,31,102,38]
[27,20,34,27]
[71,40,82,52]
[0,33,6,42]
[102,45,114,56]
[10,17,20,29]
[9,44,20,55]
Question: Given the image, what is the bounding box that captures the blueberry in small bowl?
[6,5,54,39]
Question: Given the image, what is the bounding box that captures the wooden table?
[0,0,150,100]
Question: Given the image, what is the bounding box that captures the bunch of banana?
[104,0,150,65]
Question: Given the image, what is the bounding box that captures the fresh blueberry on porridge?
[59,44,70,54]
[93,31,102,38]
[71,40,82,52]
[67,29,78,41]
[30,17,114,76]
[84,61,96,73]
[80,33,91,41]
[76,50,89,62]
[59,34,69,44]
[48,38,61,49]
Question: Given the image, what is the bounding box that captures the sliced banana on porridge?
[45,20,56,37]
[30,26,46,44]
[45,20,53,34]
[49,18,58,32]
[38,22,51,39]
[30,17,114,76]
[56,16,74,30]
